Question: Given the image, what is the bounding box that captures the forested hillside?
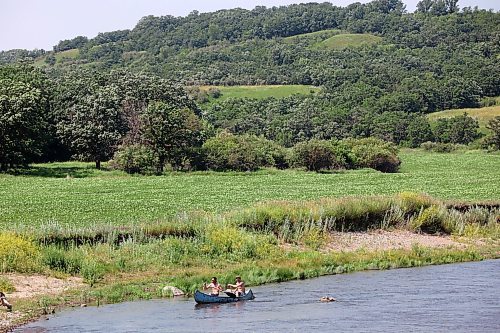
[1,0,500,170]
[2,0,498,91]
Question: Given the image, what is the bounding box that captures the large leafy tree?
[484,116,500,151]
[141,101,202,173]
[434,113,480,145]
[0,63,50,170]
[57,85,125,169]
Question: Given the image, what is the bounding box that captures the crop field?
[0,150,499,229]
[427,103,500,132]
[200,85,320,102]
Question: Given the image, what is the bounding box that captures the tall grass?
[8,193,499,250]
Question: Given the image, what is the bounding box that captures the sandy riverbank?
[0,275,83,332]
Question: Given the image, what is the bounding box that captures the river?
[17,259,500,332]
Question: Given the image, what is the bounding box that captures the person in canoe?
[226,276,246,297]
[203,277,223,296]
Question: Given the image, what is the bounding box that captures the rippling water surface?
[18,260,500,332]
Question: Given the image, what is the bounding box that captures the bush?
[202,224,277,259]
[81,260,106,287]
[0,233,41,273]
[420,141,461,153]
[483,116,500,151]
[0,276,15,293]
[42,246,83,274]
[202,132,282,171]
[397,192,436,215]
[433,113,480,145]
[343,138,401,173]
[110,144,157,174]
[291,140,350,172]
[411,206,447,234]
[207,87,222,99]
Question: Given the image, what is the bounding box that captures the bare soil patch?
[0,274,83,331]
[324,229,463,252]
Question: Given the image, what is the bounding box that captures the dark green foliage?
[53,36,88,52]
[343,138,401,173]
[406,116,435,148]
[51,69,199,169]
[0,63,50,170]
[416,0,459,15]
[141,102,203,173]
[42,246,83,274]
[433,113,480,144]
[202,132,282,171]
[57,85,125,169]
[110,144,157,174]
[1,1,499,169]
[291,140,350,172]
[484,116,500,151]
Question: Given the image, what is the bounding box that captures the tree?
[416,0,433,13]
[406,115,434,148]
[141,102,202,173]
[0,64,49,170]
[484,116,500,150]
[433,113,480,145]
[57,85,125,169]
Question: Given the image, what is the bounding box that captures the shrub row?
[111,134,401,173]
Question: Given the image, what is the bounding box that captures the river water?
[18,260,500,333]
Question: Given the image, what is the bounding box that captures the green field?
[1,150,499,229]
[201,85,320,102]
[283,29,382,50]
[313,33,383,50]
[283,29,341,43]
[55,48,80,61]
[428,103,500,131]
[34,49,80,67]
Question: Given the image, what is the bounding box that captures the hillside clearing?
[200,85,320,102]
[313,33,383,50]
[428,104,500,130]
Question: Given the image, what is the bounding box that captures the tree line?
[2,63,498,174]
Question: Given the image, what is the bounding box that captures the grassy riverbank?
[1,192,499,331]
[2,239,498,332]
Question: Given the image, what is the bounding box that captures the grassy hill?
[284,29,382,50]
[34,48,80,67]
[283,29,341,43]
[427,101,500,132]
[200,85,320,103]
[313,33,383,50]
